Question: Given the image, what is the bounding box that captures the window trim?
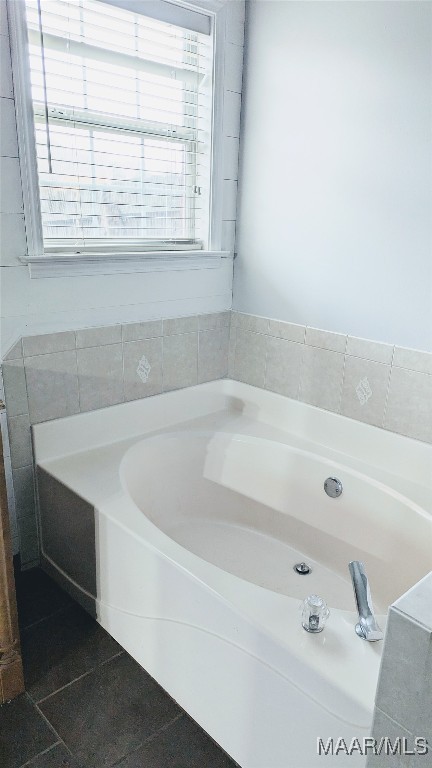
[8,0,232,276]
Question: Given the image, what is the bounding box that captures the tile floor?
[1,568,237,768]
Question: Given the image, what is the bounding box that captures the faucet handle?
[300,594,330,633]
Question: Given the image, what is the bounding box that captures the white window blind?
[24,0,213,254]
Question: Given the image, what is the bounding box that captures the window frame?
[8,0,230,276]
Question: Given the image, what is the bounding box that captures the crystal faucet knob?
[300,594,330,633]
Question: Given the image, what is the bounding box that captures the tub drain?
[294,562,312,575]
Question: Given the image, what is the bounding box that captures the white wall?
[0,0,245,358]
[234,0,432,351]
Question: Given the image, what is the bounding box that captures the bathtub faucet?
[348,561,383,642]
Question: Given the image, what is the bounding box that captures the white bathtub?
[33,380,432,768]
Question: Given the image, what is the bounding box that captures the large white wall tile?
[223,89,242,138]
[223,136,240,180]
[222,179,238,220]
[0,213,26,265]
[0,96,18,156]
[0,1,8,36]
[225,0,245,47]
[224,42,244,94]
[221,219,236,253]
[0,36,13,98]
[0,156,23,213]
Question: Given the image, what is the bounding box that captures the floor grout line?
[28,692,66,748]
[56,737,80,766]
[19,602,73,633]
[33,649,125,706]
[17,740,62,768]
[110,712,185,767]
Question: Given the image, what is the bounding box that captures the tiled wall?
[2,308,432,567]
[368,574,432,767]
[229,312,432,444]
[2,311,230,566]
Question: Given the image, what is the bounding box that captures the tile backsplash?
[2,308,431,567]
[229,312,432,444]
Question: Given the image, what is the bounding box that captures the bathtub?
[32,380,432,768]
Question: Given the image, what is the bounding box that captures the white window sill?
[20,250,232,279]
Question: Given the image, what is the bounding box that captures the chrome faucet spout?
[348,561,383,642]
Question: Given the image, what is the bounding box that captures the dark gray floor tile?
[39,653,182,768]
[115,714,237,767]
[20,742,80,767]
[22,603,122,702]
[0,694,57,768]
[15,568,73,630]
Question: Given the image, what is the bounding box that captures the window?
[22,0,214,255]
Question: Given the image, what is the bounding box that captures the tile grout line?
[74,337,82,414]
[17,740,63,768]
[121,335,126,404]
[110,712,185,767]
[296,338,306,402]
[32,649,125,706]
[196,327,200,383]
[381,345,396,429]
[338,339,348,416]
[27,693,65,748]
[262,320,270,390]
[19,601,73,633]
